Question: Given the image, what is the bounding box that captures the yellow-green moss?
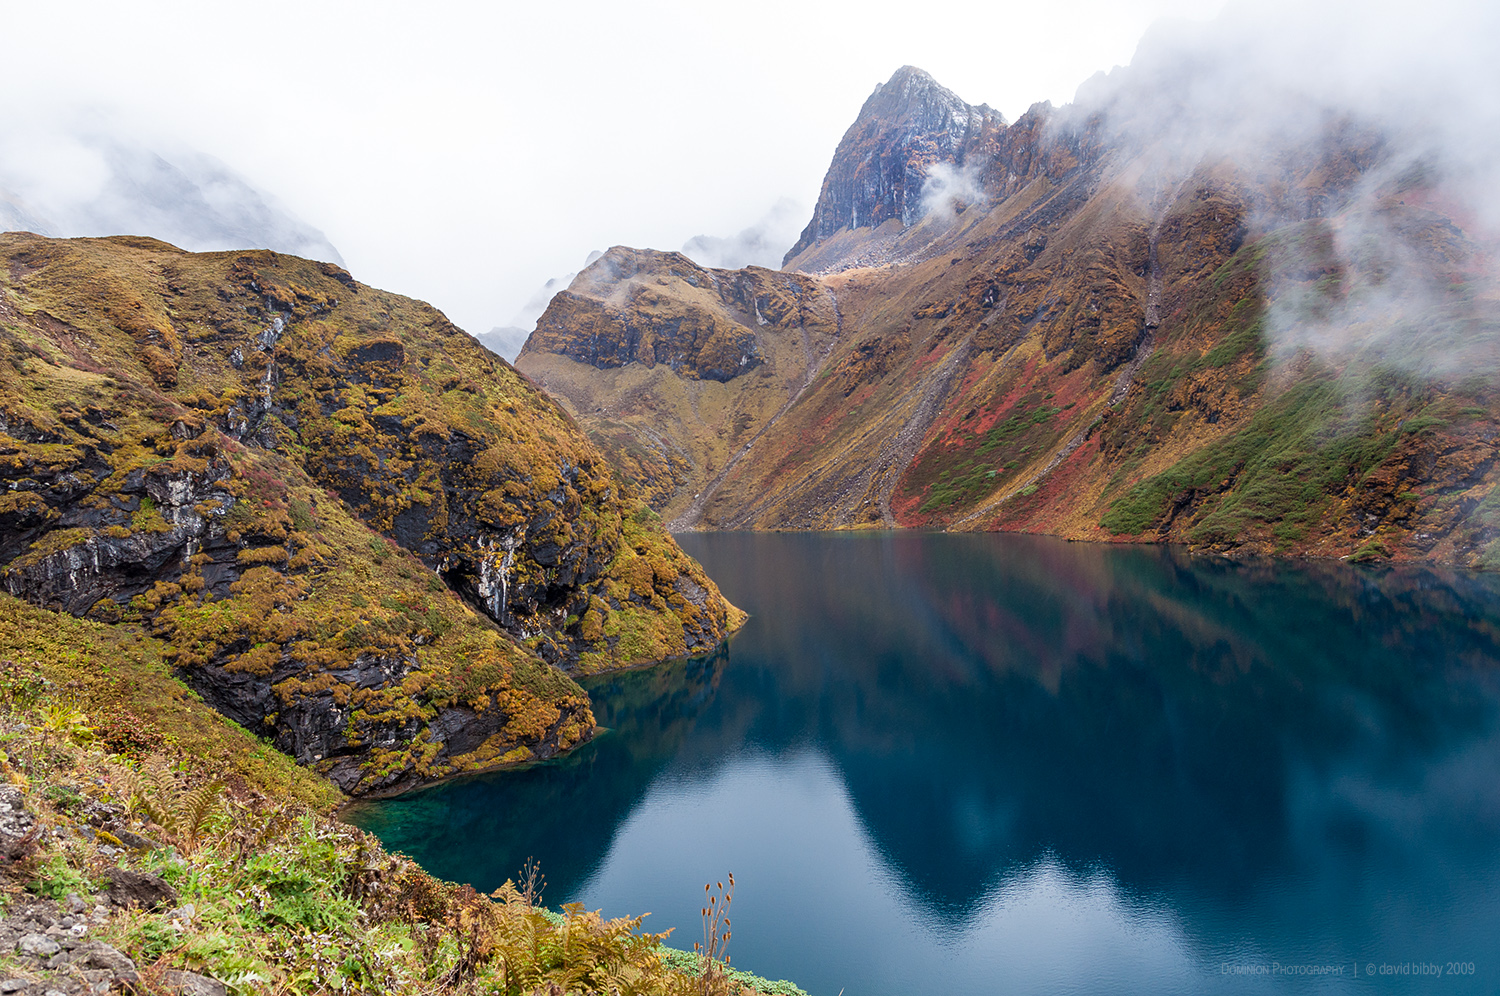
[0,592,339,808]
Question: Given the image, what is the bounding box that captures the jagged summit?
[864,66,1003,132]
[782,66,1006,266]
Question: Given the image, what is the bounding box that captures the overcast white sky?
[0,0,1226,335]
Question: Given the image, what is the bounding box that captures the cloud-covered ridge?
[0,107,341,263]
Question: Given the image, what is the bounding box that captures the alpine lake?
[345,532,1500,995]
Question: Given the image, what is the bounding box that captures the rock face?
[527,248,831,383]
[518,62,1500,569]
[2,452,237,615]
[0,234,744,795]
[519,249,840,517]
[784,67,1007,266]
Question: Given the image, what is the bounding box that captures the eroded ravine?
[668,284,844,530]
[951,184,1178,529]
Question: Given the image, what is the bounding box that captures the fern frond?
[175,779,226,851]
[117,763,172,830]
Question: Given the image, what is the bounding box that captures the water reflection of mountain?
[679,532,1500,930]
[352,532,1500,971]
[345,649,730,896]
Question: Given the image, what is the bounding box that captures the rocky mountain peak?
[863,66,997,136]
[783,66,1006,267]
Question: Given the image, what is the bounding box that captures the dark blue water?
[346,532,1500,995]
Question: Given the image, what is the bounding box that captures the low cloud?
[474,326,532,362]
[919,162,987,224]
[681,198,805,270]
[1057,0,1500,378]
[503,249,605,332]
[1261,164,1497,380]
[0,105,341,263]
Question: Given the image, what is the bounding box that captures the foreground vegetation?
[0,595,804,995]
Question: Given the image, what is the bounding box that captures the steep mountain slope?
[516,62,1500,568]
[0,233,743,795]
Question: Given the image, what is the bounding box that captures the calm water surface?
[347,533,1500,995]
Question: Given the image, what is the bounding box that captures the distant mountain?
[517,50,1500,568]
[0,122,340,262]
[681,198,805,271]
[476,326,532,361]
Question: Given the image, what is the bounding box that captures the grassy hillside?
[0,597,798,994]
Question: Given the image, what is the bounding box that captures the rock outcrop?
[527,248,833,383]
[519,249,840,516]
[0,234,744,795]
[784,66,1007,267]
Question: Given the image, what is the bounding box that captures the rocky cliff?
[518,248,840,521]
[783,66,1008,268]
[0,233,744,795]
[516,61,1500,568]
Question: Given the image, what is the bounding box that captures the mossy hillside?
[0,333,593,795]
[0,233,742,794]
[0,593,338,809]
[0,253,594,795]
[0,661,798,996]
[1099,354,1500,556]
[1091,244,1274,476]
[576,508,747,674]
[1101,368,1395,536]
[1090,243,1482,561]
[1082,206,1500,560]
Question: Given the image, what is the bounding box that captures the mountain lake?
[345,531,1500,995]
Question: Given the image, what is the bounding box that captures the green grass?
[976,405,1062,455]
[1101,367,1418,541]
[913,404,1062,513]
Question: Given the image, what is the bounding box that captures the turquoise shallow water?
[347,532,1500,995]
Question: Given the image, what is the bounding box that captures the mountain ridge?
[517,62,1500,568]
